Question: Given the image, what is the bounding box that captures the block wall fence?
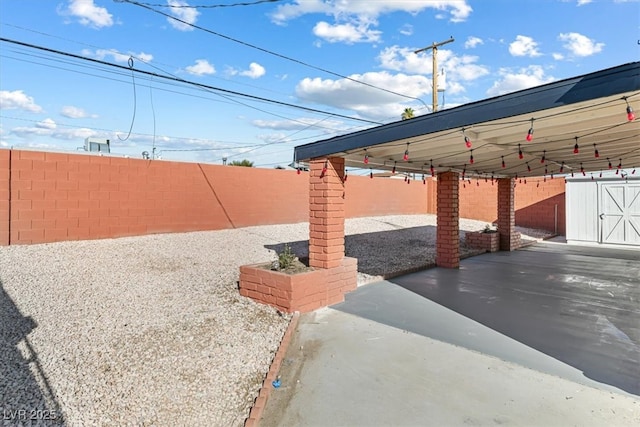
[0,149,565,246]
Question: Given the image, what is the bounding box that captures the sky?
[0,0,638,170]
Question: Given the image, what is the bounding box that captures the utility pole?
[414,37,454,112]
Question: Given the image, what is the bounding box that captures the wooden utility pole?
[414,37,454,112]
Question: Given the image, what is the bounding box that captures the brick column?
[497,178,520,251]
[0,149,9,246]
[436,171,460,268]
[309,157,345,269]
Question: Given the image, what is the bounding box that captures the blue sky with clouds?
[0,0,638,168]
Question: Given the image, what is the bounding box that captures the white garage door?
[599,182,640,245]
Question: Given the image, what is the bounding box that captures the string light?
[594,143,600,158]
[344,170,348,182]
[618,159,622,169]
[608,158,612,169]
[625,97,635,121]
[364,149,369,164]
[540,150,546,164]
[392,161,396,174]
[403,143,409,161]
[501,156,506,168]
[297,167,301,175]
[518,144,523,159]
[462,129,472,148]
[573,137,579,154]
[422,174,426,184]
[369,168,373,179]
[527,162,531,172]
[322,160,328,175]
[560,161,565,173]
[469,150,474,164]
[430,160,435,176]
[581,163,585,176]
[526,118,534,142]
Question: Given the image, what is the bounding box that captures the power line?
[121,0,283,8]
[118,0,430,110]
[0,37,380,126]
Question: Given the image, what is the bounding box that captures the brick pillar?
[497,178,520,251]
[0,149,9,246]
[436,171,460,268]
[309,157,345,269]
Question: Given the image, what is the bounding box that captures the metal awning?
[294,62,640,179]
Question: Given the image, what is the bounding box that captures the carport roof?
[294,62,640,179]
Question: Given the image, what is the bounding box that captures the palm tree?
[229,159,254,167]
[401,107,415,120]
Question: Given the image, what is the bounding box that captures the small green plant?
[277,243,296,270]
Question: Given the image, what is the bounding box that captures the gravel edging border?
[244,312,300,427]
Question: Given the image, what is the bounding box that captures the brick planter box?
[239,257,357,313]
[465,231,500,252]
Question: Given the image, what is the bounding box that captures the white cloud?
[271,1,470,46]
[295,71,434,120]
[58,0,114,28]
[240,62,266,79]
[465,36,483,49]
[0,90,43,113]
[486,66,554,97]
[509,35,542,57]
[167,0,200,31]
[61,105,96,119]
[399,24,413,36]
[313,20,381,43]
[252,117,345,132]
[185,59,216,76]
[82,49,153,64]
[271,1,472,24]
[558,32,604,57]
[36,118,57,130]
[552,52,564,60]
[577,0,593,5]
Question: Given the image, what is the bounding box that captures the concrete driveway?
[260,241,640,426]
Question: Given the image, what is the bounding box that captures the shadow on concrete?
[335,242,639,396]
[265,225,488,278]
[0,279,66,425]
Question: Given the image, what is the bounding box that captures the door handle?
[599,213,605,220]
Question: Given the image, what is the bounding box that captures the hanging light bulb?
[322,160,328,175]
[526,119,534,142]
[632,167,636,175]
[594,144,600,158]
[469,150,474,164]
[430,160,435,176]
[527,162,531,172]
[540,150,546,164]
[544,166,548,175]
[518,144,523,159]
[618,159,622,169]
[364,150,369,164]
[551,173,554,179]
[625,97,635,121]
[560,161,565,173]
[370,168,373,179]
[608,158,612,169]
[403,143,409,161]
[591,174,594,181]
[407,176,411,184]
[573,137,579,154]
[344,170,348,182]
[501,156,506,168]
[422,174,426,185]
[462,167,466,179]
[462,129,472,149]
[392,161,397,174]
[599,171,602,178]
[297,167,301,175]
[581,163,585,176]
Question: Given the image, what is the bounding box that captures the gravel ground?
[0,214,552,426]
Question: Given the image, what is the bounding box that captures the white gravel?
[0,214,552,426]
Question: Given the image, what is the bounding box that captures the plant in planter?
[466,224,500,252]
[238,243,358,313]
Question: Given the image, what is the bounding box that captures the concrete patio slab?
[260,241,640,426]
